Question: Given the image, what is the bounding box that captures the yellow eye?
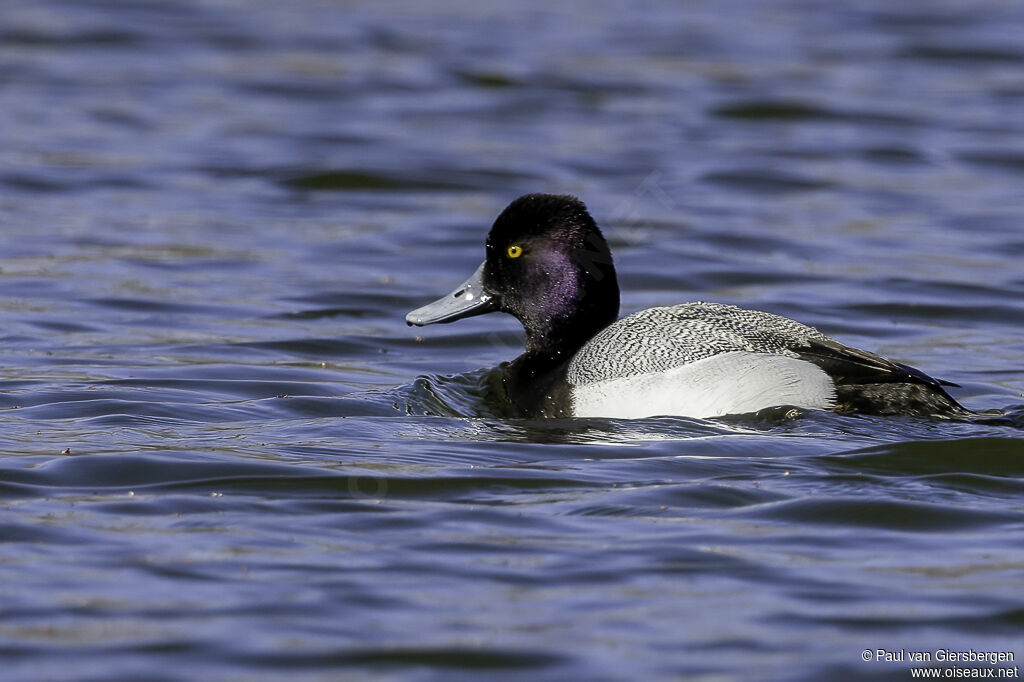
[506,245,523,259]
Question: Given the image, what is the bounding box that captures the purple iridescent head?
[407,193,620,357]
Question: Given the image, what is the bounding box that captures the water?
[2,0,1024,680]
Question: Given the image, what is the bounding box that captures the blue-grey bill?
[406,262,498,326]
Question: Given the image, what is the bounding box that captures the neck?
[515,282,619,394]
[504,309,611,417]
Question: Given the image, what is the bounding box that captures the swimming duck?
[407,193,966,419]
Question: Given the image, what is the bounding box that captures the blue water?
[2,1,1024,680]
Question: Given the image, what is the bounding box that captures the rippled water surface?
[3,1,1024,680]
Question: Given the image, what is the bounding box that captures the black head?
[407,193,620,360]
[483,194,619,352]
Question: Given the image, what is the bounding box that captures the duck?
[406,193,967,419]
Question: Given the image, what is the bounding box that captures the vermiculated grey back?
[566,302,832,385]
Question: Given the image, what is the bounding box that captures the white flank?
[569,351,836,419]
